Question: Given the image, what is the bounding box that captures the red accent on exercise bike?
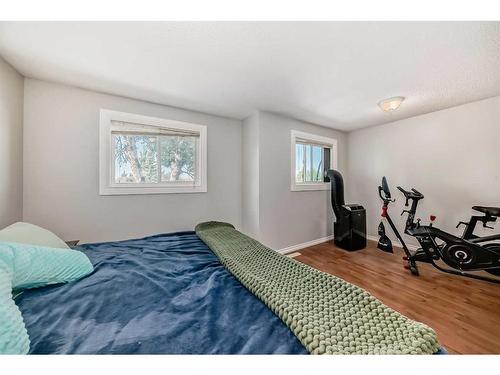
[381,205,388,217]
[430,215,436,222]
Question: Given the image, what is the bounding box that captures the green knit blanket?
[195,221,440,355]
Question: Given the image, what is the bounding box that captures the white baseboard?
[278,235,334,254]
[278,234,419,255]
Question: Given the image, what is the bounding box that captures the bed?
[14,226,445,355]
[15,231,307,354]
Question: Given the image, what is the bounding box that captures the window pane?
[160,136,196,182]
[312,145,323,181]
[295,142,324,183]
[114,134,158,183]
[323,147,331,182]
[295,143,304,183]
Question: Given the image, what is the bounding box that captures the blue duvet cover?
[15,232,307,354]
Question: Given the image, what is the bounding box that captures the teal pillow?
[0,241,94,354]
[0,264,30,354]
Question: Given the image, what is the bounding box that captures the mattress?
[15,231,307,354]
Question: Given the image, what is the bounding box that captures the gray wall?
[241,111,260,238]
[241,111,348,250]
[348,96,500,246]
[23,79,242,243]
[0,57,23,228]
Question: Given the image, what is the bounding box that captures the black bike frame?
[381,205,414,261]
[379,183,500,284]
[459,215,500,243]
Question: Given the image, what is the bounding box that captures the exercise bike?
[377,176,500,284]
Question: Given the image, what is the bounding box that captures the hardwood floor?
[294,240,500,354]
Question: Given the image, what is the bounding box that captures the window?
[99,110,207,195]
[291,130,337,191]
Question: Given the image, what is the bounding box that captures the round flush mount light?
[378,96,405,112]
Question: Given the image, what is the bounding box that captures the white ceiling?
[0,22,499,131]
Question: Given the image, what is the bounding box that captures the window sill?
[99,185,207,195]
[291,183,329,192]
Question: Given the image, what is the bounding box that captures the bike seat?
[472,206,500,217]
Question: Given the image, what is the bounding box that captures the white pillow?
[0,222,69,249]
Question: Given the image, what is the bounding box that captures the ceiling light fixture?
[378,96,405,112]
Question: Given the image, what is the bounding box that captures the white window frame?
[99,109,207,195]
[290,130,338,192]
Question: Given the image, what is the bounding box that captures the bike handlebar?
[379,178,425,232]
[397,186,424,200]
